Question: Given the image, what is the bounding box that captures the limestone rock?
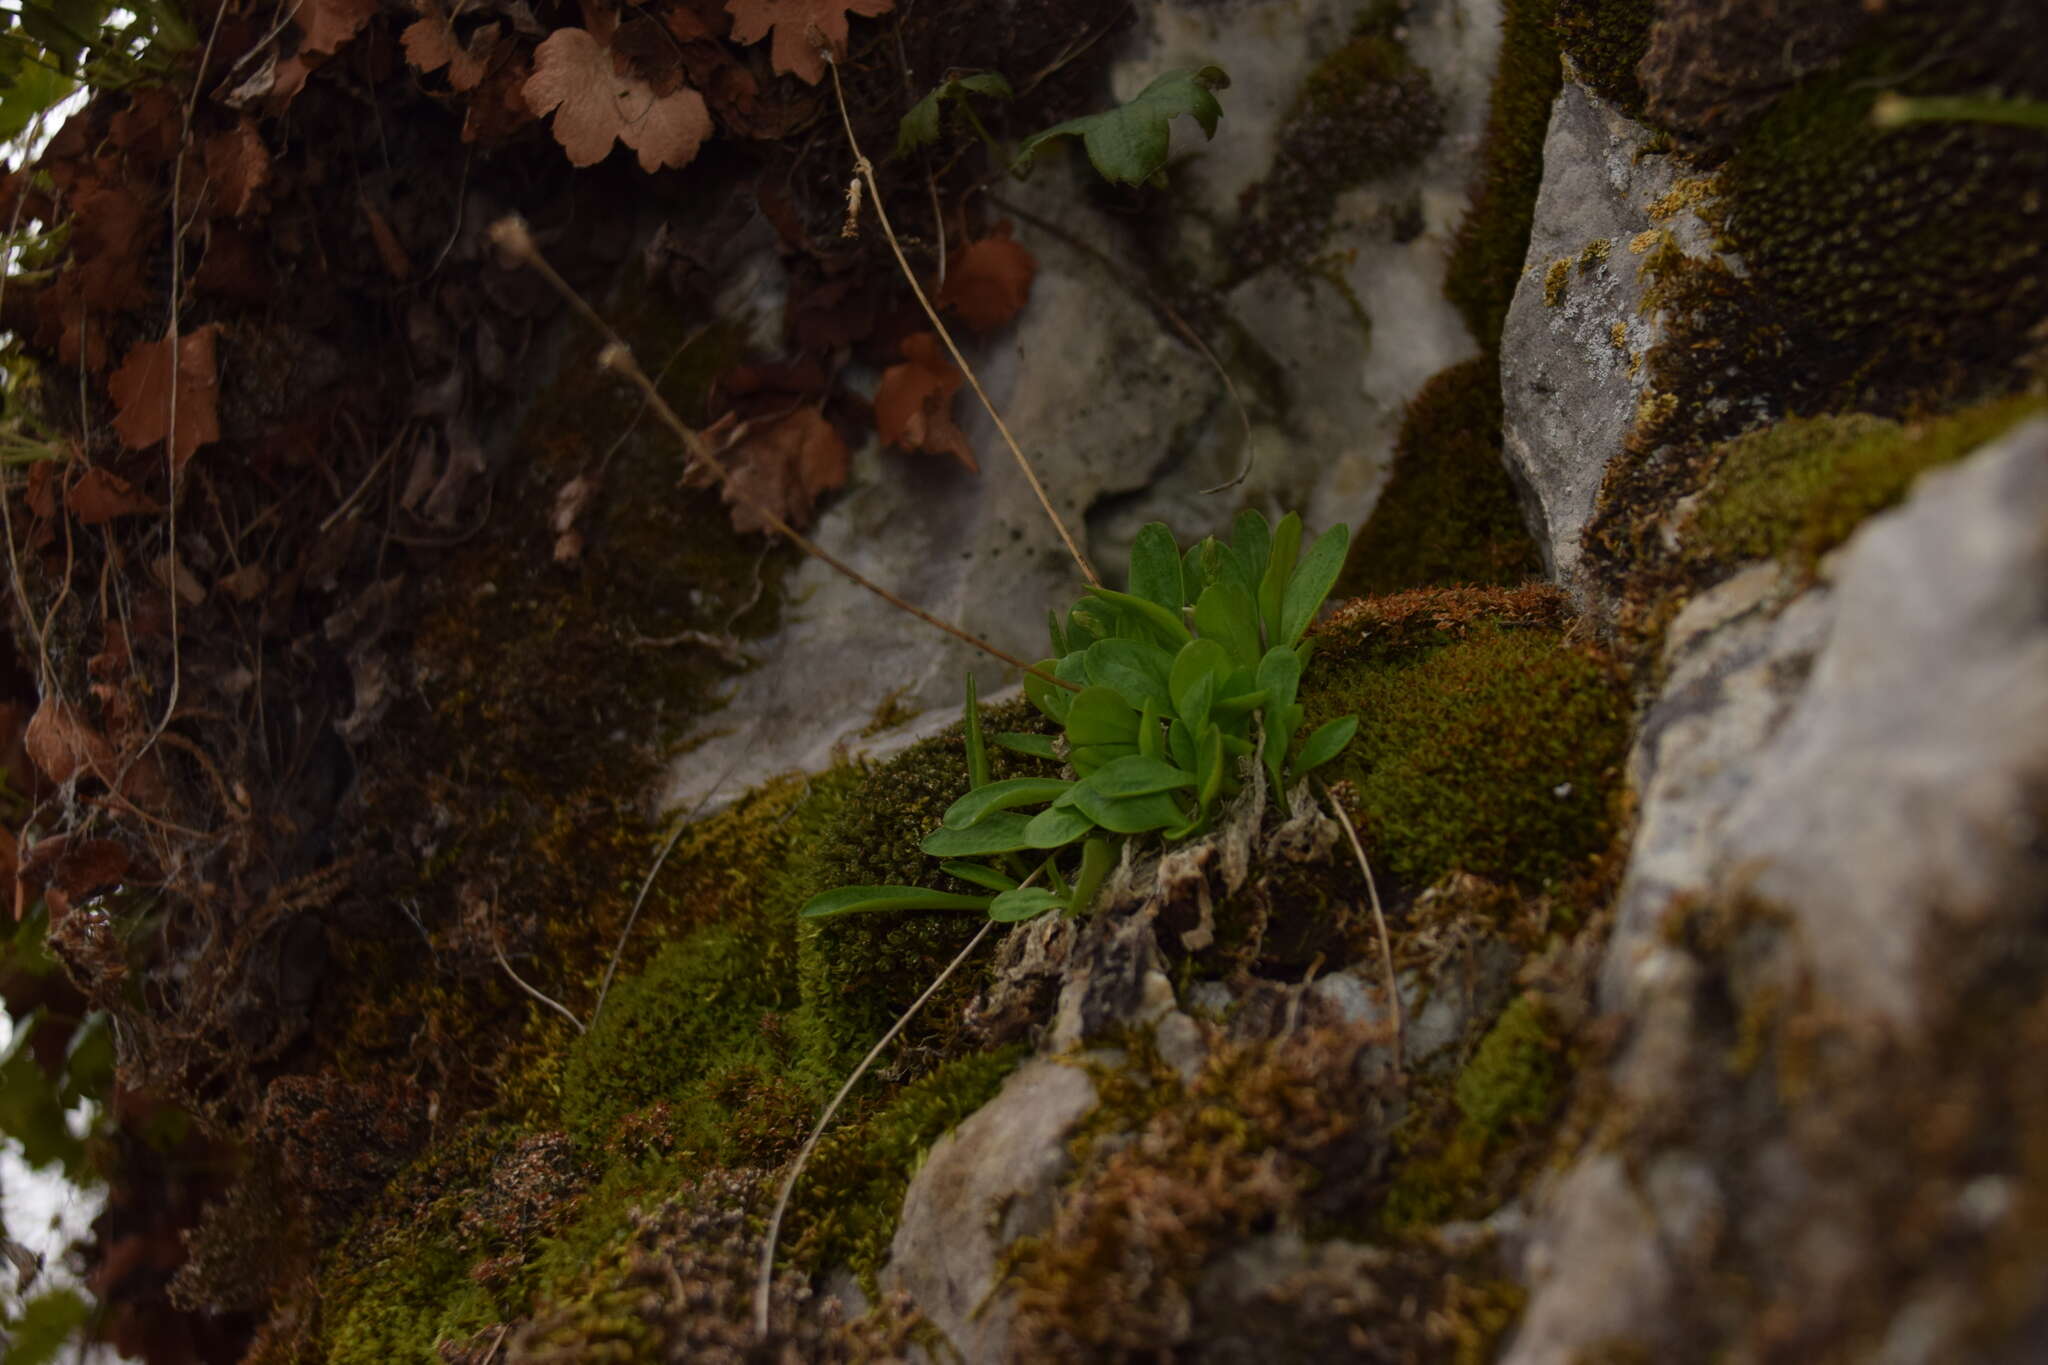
[1498,78,1724,593]
[881,1057,1097,1363]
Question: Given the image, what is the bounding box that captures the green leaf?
[1230,508,1272,587]
[1178,668,1215,735]
[942,861,1020,892]
[1259,511,1302,641]
[1024,657,1072,724]
[1084,753,1196,797]
[1167,716,1196,771]
[0,62,71,146]
[1084,637,1175,711]
[1128,521,1185,611]
[1182,541,1206,596]
[988,885,1067,922]
[1290,715,1358,776]
[6,1287,91,1365]
[1026,803,1096,848]
[1047,608,1068,657]
[921,811,1037,857]
[1014,65,1230,187]
[1069,741,1139,774]
[1068,783,1187,834]
[1068,836,1114,916]
[800,884,990,919]
[1279,522,1349,644]
[942,776,1075,829]
[1169,638,1229,714]
[1066,685,1140,747]
[964,673,990,790]
[1082,584,1192,649]
[1256,645,1302,710]
[1195,723,1226,815]
[896,69,1015,156]
[995,731,1060,761]
[1194,581,1260,668]
[1211,688,1270,719]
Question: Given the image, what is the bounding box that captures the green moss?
[1381,994,1564,1232]
[1445,0,1562,350]
[783,1044,1026,1286]
[560,926,793,1147]
[792,697,1055,1087]
[1303,618,1628,891]
[1720,11,2048,409]
[1339,359,1541,598]
[1229,27,1444,278]
[1552,0,1654,115]
[1688,393,2045,569]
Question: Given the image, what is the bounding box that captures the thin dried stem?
[488,888,586,1035]
[752,911,1002,1337]
[488,217,1074,690]
[1322,783,1402,1082]
[824,54,1099,586]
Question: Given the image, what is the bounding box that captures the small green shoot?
[1014,66,1231,187]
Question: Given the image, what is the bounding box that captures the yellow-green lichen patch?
[792,696,1058,1089]
[1684,392,2046,570]
[1553,0,1655,115]
[1380,992,1566,1232]
[782,1044,1027,1288]
[1304,589,1628,893]
[1337,358,1542,598]
[1445,0,1562,350]
[1229,16,1445,279]
[1542,255,1572,307]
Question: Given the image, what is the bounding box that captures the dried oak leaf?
[874,331,975,470]
[693,406,848,533]
[524,27,712,172]
[18,834,130,926]
[24,696,116,788]
[108,325,221,472]
[65,467,157,525]
[937,220,1036,333]
[724,0,895,86]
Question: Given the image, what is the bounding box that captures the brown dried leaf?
[203,119,270,218]
[297,0,380,57]
[724,0,895,86]
[523,27,712,172]
[17,835,130,912]
[108,326,221,472]
[695,406,848,533]
[874,331,975,470]
[402,13,500,91]
[937,220,1036,333]
[24,695,115,788]
[65,467,157,525]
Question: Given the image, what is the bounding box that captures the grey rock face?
[1507,417,2048,1363]
[881,1058,1097,1364]
[1498,78,1726,592]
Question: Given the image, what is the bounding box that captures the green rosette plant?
[799,509,1359,926]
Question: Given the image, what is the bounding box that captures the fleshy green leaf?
[1259,511,1303,641]
[988,886,1067,922]
[1128,522,1185,611]
[995,731,1060,761]
[1082,584,1192,648]
[1290,714,1358,776]
[800,884,990,919]
[1069,741,1140,774]
[1195,723,1225,815]
[1068,783,1187,834]
[1279,523,1349,644]
[942,777,1075,828]
[1024,658,1071,723]
[942,861,1020,892]
[921,812,1037,857]
[1256,645,1302,710]
[1230,508,1272,587]
[1014,65,1230,187]
[1068,836,1114,917]
[1026,803,1096,848]
[1178,668,1215,735]
[1084,754,1197,797]
[964,673,990,790]
[1067,685,1141,747]
[1168,716,1196,771]
[1084,637,1174,711]
[1194,581,1260,668]
[1047,608,1068,657]
[1139,695,1163,761]
[1169,638,1229,714]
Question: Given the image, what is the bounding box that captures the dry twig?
[1322,782,1402,1081]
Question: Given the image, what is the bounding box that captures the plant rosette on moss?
[800,510,1360,926]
